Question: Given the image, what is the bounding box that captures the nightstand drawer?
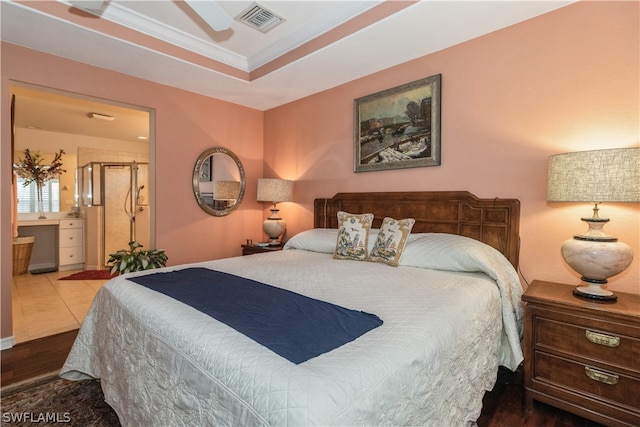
[524,281,640,425]
[241,244,282,255]
[535,317,640,372]
[534,351,640,411]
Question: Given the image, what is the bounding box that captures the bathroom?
[12,85,152,273]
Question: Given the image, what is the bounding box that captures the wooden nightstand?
[522,280,640,426]
[241,244,282,256]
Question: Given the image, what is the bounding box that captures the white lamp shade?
[214,180,240,200]
[547,147,640,203]
[257,179,294,203]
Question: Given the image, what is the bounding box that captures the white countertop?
[18,219,61,226]
[18,213,82,227]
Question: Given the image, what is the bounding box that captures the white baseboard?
[28,262,57,272]
[1,335,16,350]
[59,263,85,271]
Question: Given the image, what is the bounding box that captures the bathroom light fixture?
[547,147,639,301]
[257,178,294,245]
[87,112,114,121]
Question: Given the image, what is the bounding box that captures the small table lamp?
[214,180,240,207]
[257,178,294,245]
[547,147,639,301]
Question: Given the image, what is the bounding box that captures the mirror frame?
[192,147,245,217]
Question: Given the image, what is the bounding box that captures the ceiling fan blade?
[68,1,106,13]
[184,0,233,31]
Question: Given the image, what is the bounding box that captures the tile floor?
[11,270,108,344]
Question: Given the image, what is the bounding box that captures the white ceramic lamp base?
[561,218,634,302]
[263,208,286,246]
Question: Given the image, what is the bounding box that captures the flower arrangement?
[14,149,66,218]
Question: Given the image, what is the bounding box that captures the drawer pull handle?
[585,366,619,385]
[586,330,619,347]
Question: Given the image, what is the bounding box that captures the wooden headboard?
[314,191,520,268]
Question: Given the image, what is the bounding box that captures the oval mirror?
[192,147,245,216]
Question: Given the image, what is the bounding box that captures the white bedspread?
[61,232,524,426]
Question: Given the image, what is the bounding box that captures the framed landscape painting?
[199,156,212,181]
[354,74,441,172]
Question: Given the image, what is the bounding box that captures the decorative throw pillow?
[367,217,415,266]
[333,211,374,261]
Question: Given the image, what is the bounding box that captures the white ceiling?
[2,0,574,141]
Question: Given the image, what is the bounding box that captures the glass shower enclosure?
[77,161,150,269]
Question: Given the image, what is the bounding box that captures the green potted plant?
[108,241,167,275]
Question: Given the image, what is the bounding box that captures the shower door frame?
[80,161,151,268]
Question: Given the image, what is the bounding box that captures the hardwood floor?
[1,330,78,387]
[479,367,603,427]
[1,331,604,426]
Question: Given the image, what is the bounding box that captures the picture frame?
[354,74,441,172]
[199,156,212,181]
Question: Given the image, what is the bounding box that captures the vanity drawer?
[59,246,83,265]
[534,350,640,411]
[535,317,640,373]
[59,228,83,248]
[59,219,83,229]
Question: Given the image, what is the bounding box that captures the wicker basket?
[13,236,35,275]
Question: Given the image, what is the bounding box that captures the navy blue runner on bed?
[128,267,382,364]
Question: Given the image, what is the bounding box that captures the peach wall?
[264,1,639,295]
[1,43,264,340]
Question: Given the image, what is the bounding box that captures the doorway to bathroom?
[11,82,154,343]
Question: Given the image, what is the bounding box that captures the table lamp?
[257,178,294,245]
[214,180,240,207]
[547,147,639,301]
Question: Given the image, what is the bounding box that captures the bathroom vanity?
[17,216,84,272]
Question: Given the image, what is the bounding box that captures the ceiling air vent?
[236,2,285,33]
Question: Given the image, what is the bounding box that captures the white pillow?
[400,232,509,273]
[284,229,338,253]
[284,228,379,254]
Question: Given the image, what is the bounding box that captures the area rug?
[59,270,117,280]
[1,373,120,426]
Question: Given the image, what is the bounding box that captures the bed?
[61,191,524,426]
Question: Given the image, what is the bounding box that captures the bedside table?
[241,244,282,256]
[522,280,640,426]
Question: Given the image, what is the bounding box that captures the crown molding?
[247,1,379,71]
[82,1,249,71]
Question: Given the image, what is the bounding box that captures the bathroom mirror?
[193,147,245,216]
